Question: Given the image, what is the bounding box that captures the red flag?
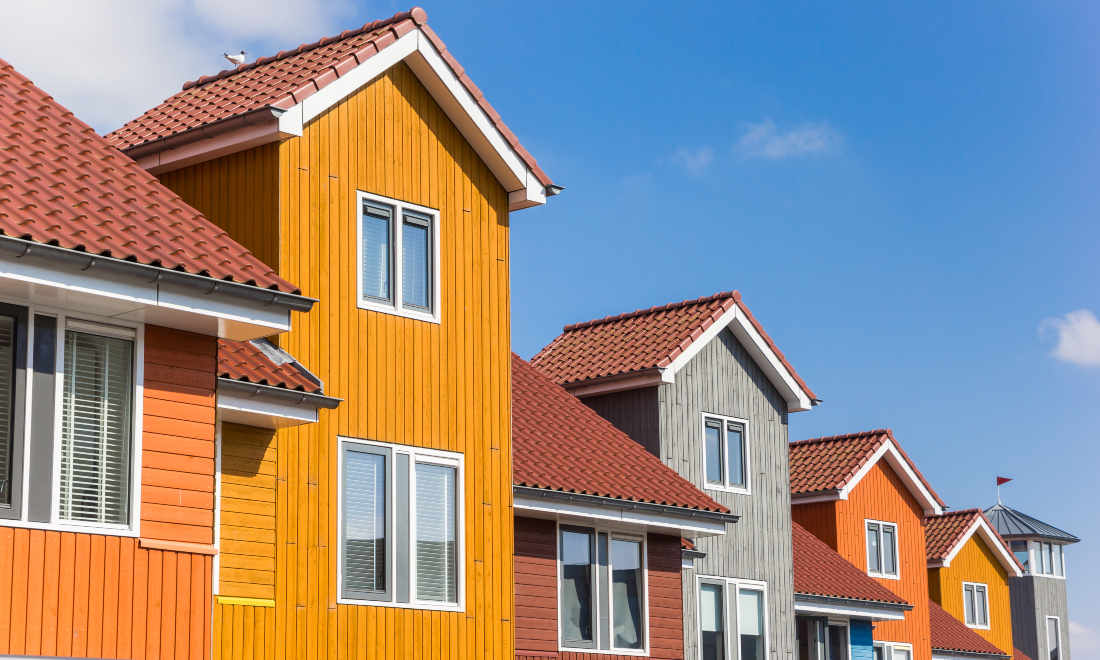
[997,477,1012,486]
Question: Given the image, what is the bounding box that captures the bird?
[223,51,247,66]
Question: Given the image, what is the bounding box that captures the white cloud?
[1039,309,1100,366]
[737,118,842,159]
[1071,621,1100,656]
[0,0,354,134]
[671,146,715,176]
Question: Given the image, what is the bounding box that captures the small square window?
[357,192,440,322]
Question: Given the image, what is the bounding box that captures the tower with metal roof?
[985,504,1080,660]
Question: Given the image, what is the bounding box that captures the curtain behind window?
[345,451,386,594]
[739,589,764,660]
[59,331,132,524]
[0,316,15,506]
[611,539,643,649]
[415,463,456,602]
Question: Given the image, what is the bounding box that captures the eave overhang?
[794,593,912,621]
[928,516,1023,577]
[217,378,342,429]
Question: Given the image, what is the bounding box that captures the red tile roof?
[926,509,1022,571]
[106,8,551,187]
[929,599,1008,656]
[218,339,322,393]
[1013,649,1033,660]
[530,290,815,397]
[682,538,697,551]
[789,429,945,507]
[0,59,298,294]
[792,521,908,605]
[512,353,727,513]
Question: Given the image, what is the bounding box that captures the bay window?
[702,414,749,493]
[357,191,440,322]
[1032,541,1065,577]
[559,524,646,653]
[697,576,768,660]
[865,520,899,578]
[339,438,462,610]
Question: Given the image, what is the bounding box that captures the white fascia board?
[136,118,291,175]
[665,305,813,412]
[937,517,1022,577]
[793,600,907,622]
[568,370,671,398]
[791,490,846,505]
[840,440,943,516]
[217,390,319,429]
[0,256,290,341]
[513,494,727,538]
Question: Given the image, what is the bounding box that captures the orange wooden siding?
[793,461,932,660]
[218,423,277,599]
[927,535,1012,654]
[212,603,276,660]
[0,529,212,660]
[143,326,219,546]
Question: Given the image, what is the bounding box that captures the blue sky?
[3,0,1096,652]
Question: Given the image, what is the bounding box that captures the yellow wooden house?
[925,509,1024,657]
[108,7,557,659]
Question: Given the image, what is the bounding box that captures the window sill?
[336,597,463,612]
[966,624,991,631]
[704,484,751,496]
[0,519,138,537]
[357,298,440,324]
[559,646,649,657]
[868,571,901,581]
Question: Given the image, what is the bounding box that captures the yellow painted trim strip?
[216,596,275,607]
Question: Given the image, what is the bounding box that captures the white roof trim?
[840,439,944,516]
[793,599,907,621]
[133,29,548,211]
[512,492,727,538]
[931,516,1022,577]
[217,389,319,429]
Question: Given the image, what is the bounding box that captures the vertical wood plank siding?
[143,327,219,545]
[793,462,932,660]
[513,516,684,659]
[219,423,278,599]
[650,329,795,660]
[0,529,212,659]
[1009,576,1071,660]
[582,388,661,457]
[212,603,276,660]
[927,535,1012,654]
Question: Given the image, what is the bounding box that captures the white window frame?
[874,641,913,660]
[695,574,770,660]
[962,582,990,629]
[555,521,650,656]
[1030,541,1066,579]
[798,617,852,660]
[336,436,464,612]
[700,413,751,495]
[865,519,900,580]
[1045,616,1061,660]
[355,190,442,324]
[0,297,144,536]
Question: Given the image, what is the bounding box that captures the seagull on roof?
[223,51,247,66]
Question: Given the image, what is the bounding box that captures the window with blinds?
[357,192,438,319]
[0,315,17,507]
[341,438,462,609]
[59,330,134,525]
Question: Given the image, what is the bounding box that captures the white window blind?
[415,463,456,602]
[59,330,133,525]
[0,316,15,506]
[362,203,392,302]
[345,450,387,595]
[401,214,430,310]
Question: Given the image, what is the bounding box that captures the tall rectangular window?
[611,539,644,650]
[964,583,989,627]
[698,578,768,660]
[340,439,462,610]
[1052,545,1063,576]
[1011,541,1030,573]
[561,528,595,646]
[700,583,725,660]
[60,330,133,525]
[1043,543,1053,574]
[866,520,899,578]
[0,315,18,508]
[702,415,749,492]
[560,526,646,652]
[1047,618,1060,660]
[739,588,765,660]
[357,192,439,320]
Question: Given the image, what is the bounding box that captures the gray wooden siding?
[660,328,795,660]
[582,386,662,457]
[1010,575,1071,660]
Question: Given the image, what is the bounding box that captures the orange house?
[926,509,1022,658]
[789,430,946,660]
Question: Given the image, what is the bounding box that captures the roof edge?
[121,107,284,161]
[217,377,342,410]
[794,593,913,612]
[512,485,739,523]
[932,649,1011,660]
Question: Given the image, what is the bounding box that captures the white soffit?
[512,495,728,539]
[137,30,548,211]
[840,439,944,516]
[935,517,1022,577]
[793,600,907,622]
[217,390,320,429]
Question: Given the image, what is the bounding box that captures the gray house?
[531,290,819,660]
[985,504,1080,660]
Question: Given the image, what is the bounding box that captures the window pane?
[561,530,594,642]
[739,589,765,660]
[611,539,643,650]
[402,215,430,310]
[0,316,16,507]
[1047,619,1059,660]
[362,205,391,301]
[964,585,975,625]
[345,451,386,594]
[1052,545,1063,576]
[866,523,880,572]
[873,646,884,660]
[700,583,725,660]
[882,526,896,575]
[894,649,911,660]
[828,625,848,660]
[705,421,723,484]
[797,620,812,660]
[1011,541,1030,573]
[727,424,745,487]
[415,463,456,602]
[60,331,133,524]
[976,587,988,626]
[1043,543,1053,575]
